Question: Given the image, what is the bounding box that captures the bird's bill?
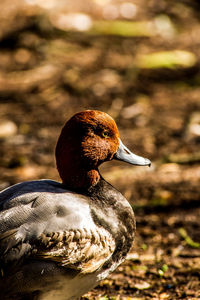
[113,139,151,167]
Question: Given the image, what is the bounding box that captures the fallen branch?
[0,64,61,93]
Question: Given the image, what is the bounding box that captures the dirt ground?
[0,0,200,299]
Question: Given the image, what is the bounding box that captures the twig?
[179,228,200,248]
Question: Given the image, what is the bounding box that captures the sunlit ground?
[0,0,200,299]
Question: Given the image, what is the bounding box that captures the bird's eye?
[102,131,109,138]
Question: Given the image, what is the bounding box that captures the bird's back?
[0,179,135,300]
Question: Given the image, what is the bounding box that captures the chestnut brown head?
[56,110,151,189]
[56,110,119,188]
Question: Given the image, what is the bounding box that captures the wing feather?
[0,181,116,274]
[34,228,115,274]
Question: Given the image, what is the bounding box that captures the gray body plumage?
[0,179,135,300]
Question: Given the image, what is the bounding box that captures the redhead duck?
[0,110,150,300]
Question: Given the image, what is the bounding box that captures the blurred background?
[0,0,200,298]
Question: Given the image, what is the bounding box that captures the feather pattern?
[0,178,135,300]
[35,228,115,273]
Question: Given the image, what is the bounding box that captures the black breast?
[86,179,136,265]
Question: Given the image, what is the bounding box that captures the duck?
[0,110,151,300]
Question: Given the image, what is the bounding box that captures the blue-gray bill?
[113,139,151,167]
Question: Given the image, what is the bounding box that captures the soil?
[0,0,199,299]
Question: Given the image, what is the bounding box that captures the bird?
[0,110,151,300]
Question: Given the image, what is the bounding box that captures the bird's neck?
[60,165,100,190]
